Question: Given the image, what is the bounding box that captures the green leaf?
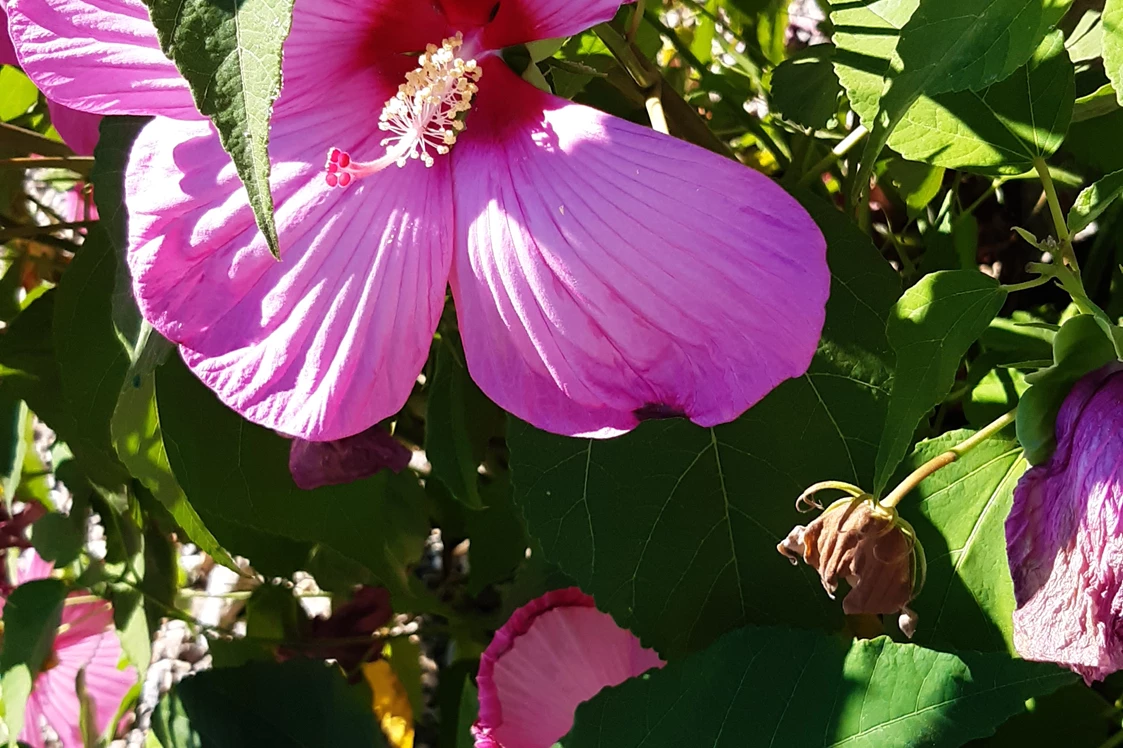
[426,341,503,510]
[1016,315,1117,464]
[385,638,425,720]
[0,578,66,745]
[112,373,238,571]
[52,227,131,489]
[888,32,1074,175]
[883,159,945,214]
[898,429,1027,652]
[156,358,428,596]
[1072,83,1120,123]
[510,198,899,656]
[980,683,1115,747]
[846,0,1072,202]
[829,0,920,128]
[30,511,84,566]
[153,660,386,747]
[965,366,1029,426]
[1104,0,1123,107]
[770,44,842,130]
[0,67,39,122]
[465,474,529,596]
[1066,10,1103,62]
[563,627,1074,748]
[873,270,1007,494]
[456,679,479,748]
[1068,168,1123,234]
[142,0,293,259]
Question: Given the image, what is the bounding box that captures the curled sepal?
[778,494,925,638]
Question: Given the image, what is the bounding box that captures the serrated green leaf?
[153,660,385,747]
[1,578,65,745]
[888,32,1074,175]
[1105,0,1123,106]
[770,44,842,130]
[898,429,1027,652]
[829,0,920,128]
[563,627,1074,748]
[510,198,899,656]
[156,358,427,596]
[142,0,293,259]
[873,271,1007,493]
[1068,168,1123,234]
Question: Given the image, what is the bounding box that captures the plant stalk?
[880,409,1017,508]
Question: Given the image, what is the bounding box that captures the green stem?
[953,177,1005,227]
[796,125,869,188]
[1034,157,1071,249]
[880,409,1017,508]
[0,156,94,174]
[1001,275,1054,293]
[626,0,645,42]
[0,220,96,242]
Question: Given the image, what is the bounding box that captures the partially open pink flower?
[1,2,101,155]
[1007,363,1123,683]
[8,0,828,441]
[474,587,663,747]
[1,552,137,748]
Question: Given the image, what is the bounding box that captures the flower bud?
[1006,363,1123,683]
[778,496,921,637]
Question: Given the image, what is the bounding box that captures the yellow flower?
[362,660,415,748]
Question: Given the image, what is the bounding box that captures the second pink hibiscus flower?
[8,0,829,441]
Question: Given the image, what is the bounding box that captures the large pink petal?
[126,4,454,440]
[46,99,101,156]
[473,588,663,748]
[34,629,134,746]
[449,61,828,437]
[19,690,48,748]
[481,0,627,49]
[6,0,197,118]
[0,5,17,66]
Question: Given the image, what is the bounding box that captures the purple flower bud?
[288,426,411,490]
[1006,363,1123,683]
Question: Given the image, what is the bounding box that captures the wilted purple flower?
[1007,363,1123,683]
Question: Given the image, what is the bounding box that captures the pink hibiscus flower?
[474,587,663,747]
[7,0,829,441]
[1,1,101,155]
[1006,363,1123,683]
[1,553,137,748]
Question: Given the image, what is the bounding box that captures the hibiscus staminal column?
[325,33,481,187]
